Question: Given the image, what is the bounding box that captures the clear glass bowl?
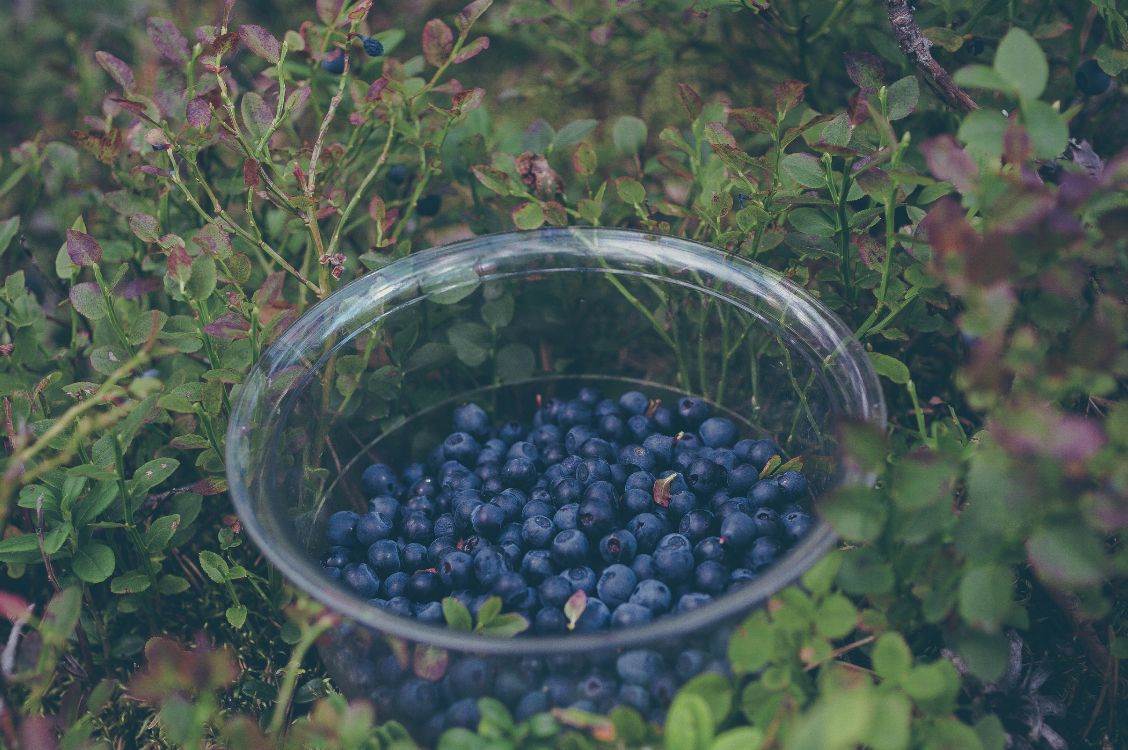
[225,227,886,739]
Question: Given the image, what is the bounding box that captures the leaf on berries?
[564,589,588,630]
[652,473,679,507]
[758,455,782,479]
[676,82,703,121]
[441,597,473,631]
[412,644,449,680]
[844,51,886,91]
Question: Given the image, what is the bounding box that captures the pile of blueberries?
[321,387,813,630]
[318,387,816,736]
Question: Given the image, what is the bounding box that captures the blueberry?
[782,511,814,541]
[324,565,342,580]
[551,477,584,506]
[617,684,651,713]
[498,420,525,444]
[651,671,679,705]
[616,649,663,685]
[618,391,649,416]
[513,437,546,461]
[471,502,507,538]
[719,511,757,549]
[676,649,709,680]
[538,575,573,607]
[727,463,761,493]
[717,498,752,519]
[1076,59,1112,95]
[565,426,598,455]
[573,597,610,632]
[415,600,444,623]
[675,592,713,613]
[751,508,781,538]
[491,571,528,607]
[626,513,668,553]
[355,511,395,545]
[343,563,381,598]
[577,497,617,541]
[395,678,437,720]
[598,414,625,441]
[520,549,555,583]
[711,448,739,471]
[623,488,653,515]
[493,488,526,520]
[668,490,697,519]
[437,550,471,588]
[729,567,758,588]
[596,564,638,608]
[543,674,576,706]
[405,494,434,517]
[642,433,676,463]
[516,691,550,720]
[557,400,592,429]
[452,403,490,439]
[745,536,781,571]
[694,560,727,594]
[522,515,557,548]
[575,458,612,486]
[553,503,579,530]
[407,570,442,601]
[776,470,809,498]
[630,553,657,582]
[582,480,618,507]
[550,529,589,566]
[381,571,409,598]
[445,697,479,729]
[629,578,671,613]
[677,397,710,428]
[625,470,656,492]
[577,386,602,406]
[452,492,483,529]
[325,510,359,545]
[678,509,715,543]
[384,595,413,616]
[433,512,457,538]
[502,457,537,488]
[686,458,725,494]
[368,495,401,521]
[626,414,653,441]
[698,416,738,447]
[743,439,781,471]
[366,539,401,573]
[694,536,725,563]
[363,461,403,497]
[535,606,568,633]
[401,511,433,542]
[750,479,783,507]
[324,546,351,568]
[473,547,509,588]
[653,533,695,582]
[499,541,523,568]
[564,565,598,595]
[416,194,442,216]
[599,529,638,564]
[542,443,567,466]
[576,671,616,703]
[579,437,617,462]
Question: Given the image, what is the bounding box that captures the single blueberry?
[618,683,651,713]
[611,602,653,629]
[599,529,638,564]
[653,533,695,582]
[473,547,509,588]
[576,670,616,703]
[698,416,738,448]
[694,536,725,563]
[616,649,664,685]
[626,512,668,553]
[579,437,616,462]
[471,502,507,538]
[678,508,715,543]
[668,490,697,519]
[498,420,525,444]
[492,571,528,607]
[502,457,537,488]
[776,470,809,498]
[623,488,653,515]
[596,564,638,608]
[719,511,758,549]
[433,512,457,538]
[727,463,761,493]
[619,444,657,472]
[677,397,710,428]
[439,550,473,588]
[652,406,676,432]
[626,414,653,442]
[625,470,656,493]
[414,600,444,623]
[729,567,758,588]
[577,496,616,539]
[401,510,433,542]
[535,606,568,633]
[676,649,710,680]
[538,574,573,607]
[324,546,351,568]
[629,578,672,613]
[380,571,409,598]
[355,511,395,545]
[575,457,612,486]
[366,539,401,573]
[452,402,490,438]
[573,597,610,632]
[750,478,783,507]
[694,560,728,594]
[782,510,814,541]
[516,691,550,720]
[598,413,625,441]
[618,391,649,416]
[557,400,593,429]
[551,477,584,507]
[551,528,589,566]
[744,439,782,471]
[745,536,781,571]
[711,448,739,472]
[564,565,598,595]
[368,495,401,522]
[343,563,381,598]
[751,508,781,538]
[519,549,555,583]
[630,553,656,582]
[323,565,342,580]
[445,697,479,729]
[384,595,413,617]
[675,592,713,613]
[553,503,579,530]
[325,510,359,546]
[541,443,567,466]
[395,678,437,720]
[1076,59,1112,95]
[685,458,725,495]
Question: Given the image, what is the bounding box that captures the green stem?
[190,300,232,416]
[92,265,136,356]
[326,112,398,258]
[268,613,335,735]
[111,435,159,595]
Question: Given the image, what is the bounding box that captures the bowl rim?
[226,226,886,656]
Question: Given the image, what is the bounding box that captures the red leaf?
[422,19,455,67]
[190,477,228,495]
[456,0,493,31]
[115,277,162,299]
[920,135,979,194]
[203,312,251,340]
[773,80,807,115]
[66,229,103,266]
[243,159,260,187]
[207,31,239,58]
[95,51,134,90]
[253,271,286,308]
[193,223,233,257]
[167,244,192,288]
[920,198,980,259]
[451,87,485,116]
[0,591,31,622]
[239,24,281,64]
[676,82,703,121]
[843,51,886,91]
[348,0,374,21]
[148,17,190,63]
[453,36,490,64]
[186,98,212,129]
[564,589,588,630]
[366,77,389,101]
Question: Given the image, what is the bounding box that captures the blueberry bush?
[0,0,1126,748]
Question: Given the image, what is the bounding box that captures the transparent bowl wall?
[226,228,886,739]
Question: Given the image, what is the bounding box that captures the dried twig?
[885,0,978,113]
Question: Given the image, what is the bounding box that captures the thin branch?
[885,0,978,113]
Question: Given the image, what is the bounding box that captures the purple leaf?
[844,51,886,90]
[412,644,449,681]
[203,312,251,340]
[451,87,485,116]
[456,0,493,31]
[921,135,979,194]
[193,223,233,258]
[66,229,102,266]
[147,17,190,63]
[239,24,281,64]
[453,36,490,64]
[676,82,703,121]
[422,19,455,67]
[186,98,212,129]
[774,80,806,115]
[189,477,227,495]
[95,51,134,90]
[115,277,162,299]
[129,214,160,243]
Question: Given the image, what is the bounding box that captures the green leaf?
[480,293,514,329]
[41,587,82,646]
[0,216,19,257]
[727,610,773,673]
[144,514,181,553]
[953,64,1012,93]
[474,595,502,629]
[1020,100,1068,159]
[552,118,598,151]
[73,482,118,528]
[902,660,959,710]
[679,672,732,726]
[957,109,1008,160]
[131,458,180,495]
[1026,525,1105,586]
[437,728,485,750]
[885,76,919,121]
[423,267,479,305]
[865,692,911,750]
[442,597,473,631]
[800,552,841,597]
[868,352,910,384]
[665,692,715,750]
[608,706,646,744]
[186,254,217,299]
[72,542,116,583]
[958,564,1013,633]
[0,533,43,563]
[471,165,513,196]
[1095,43,1128,76]
[226,605,248,628]
[787,208,836,236]
[872,632,912,683]
[406,342,455,371]
[69,282,108,320]
[475,612,529,636]
[710,728,764,750]
[993,28,1048,100]
[953,628,1009,681]
[198,550,229,583]
[814,593,857,639]
[615,177,646,205]
[821,486,887,542]
[157,575,190,595]
[612,115,648,154]
[512,201,545,230]
[447,321,490,367]
[494,343,535,382]
[110,570,151,594]
[780,153,825,189]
